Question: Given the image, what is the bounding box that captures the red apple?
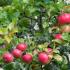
[12,49,22,58]
[38,52,49,64]
[54,34,62,40]
[58,13,70,25]
[22,54,32,63]
[3,53,14,63]
[16,43,27,51]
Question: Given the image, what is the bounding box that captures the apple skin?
[22,54,33,63]
[58,13,70,25]
[38,52,49,64]
[16,43,27,51]
[3,53,14,63]
[54,34,62,40]
[12,49,22,58]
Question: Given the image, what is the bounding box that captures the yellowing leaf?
[8,22,14,31]
[9,27,18,35]
[0,29,3,34]
[7,18,17,31]
[0,28,8,35]
[54,54,63,62]
[12,27,18,33]
[4,35,12,43]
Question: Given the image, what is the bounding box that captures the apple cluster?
[54,13,70,39]
[3,43,33,64]
[2,43,53,64]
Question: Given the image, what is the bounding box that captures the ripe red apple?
[58,13,70,25]
[3,53,14,63]
[16,43,27,51]
[12,49,22,58]
[54,34,62,40]
[38,52,49,64]
[22,54,32,63]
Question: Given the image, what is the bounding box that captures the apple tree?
[0,0,70,70]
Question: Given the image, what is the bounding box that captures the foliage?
[0,0,70,70]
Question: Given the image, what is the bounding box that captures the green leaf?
[0,28,8,35]
[0,38,4,44]
[53,49,60,54]
[62,33,70,42]
[52,39,63,44]
[54,54,63,64]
